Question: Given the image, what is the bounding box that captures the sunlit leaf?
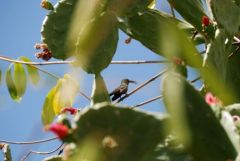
[52,74,79,114]
[20,57,40,85]
[44,155,62,161]
[41,87,56,125]
[75,11,118,74]
[13,63,27,99]
[148,0,156,9]
[5,64,20,101]
[91,74,110,105]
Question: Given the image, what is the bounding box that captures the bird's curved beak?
[129,80,137,84]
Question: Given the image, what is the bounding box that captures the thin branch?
[111,60,168,64]
[117,70,167,103]
[21,143,64,161]
[131,95,163,109]
[0,137,57,145]
[0,55,168,65]
[190,76,201,83]
[170,4,176,18]
[0,55,91,101]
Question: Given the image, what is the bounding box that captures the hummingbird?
[109,79,136,101]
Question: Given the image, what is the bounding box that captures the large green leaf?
[13,63,27,99]
[69,103,168,161]
[162,72,237,161]
[41,87,56,125]
[167,0,206,31]
[143,138,194,161]
[119,9,203,64]
[20,57,40,85]
[75,11,118,74]
[205,29,240,103]
[207,0,240,35]
[91,74,110,105]
[5,65,20,101]
[41,0,79,60]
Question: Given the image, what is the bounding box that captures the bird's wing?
[109,87,121,96]
[119,85,128,94]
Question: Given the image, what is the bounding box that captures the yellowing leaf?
[20,57,40,85]
[52,74,79,114]
[13,63,27,99]
[41,87,56,125]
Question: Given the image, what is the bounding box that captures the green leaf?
[5,64,20,101]
[167,0,206,31]
[41,0,54,10]
[207,0,240,35]
[44,155,62,161]
[119,9,202,64]
[162,72,237,161]
[41,0,79,60]
[2,144,12,161]
[91,74,110,105]
[204,29,240,103]
[70,103,168,161]
[20,57,40,85]
[75,11,118,74]
[13,63,27,99]
[41,87,56,125]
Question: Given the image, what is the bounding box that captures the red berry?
[61,107,78,115]
[202,16,210,26]
[46,123,69,139]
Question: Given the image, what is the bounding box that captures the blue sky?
[0,1,202,160]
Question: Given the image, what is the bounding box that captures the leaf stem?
[0,137,57,145]
[21,143,63,161]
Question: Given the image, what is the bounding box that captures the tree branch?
[117,70,167,103]
[21,143,63,161]
[131,95,163,109]
[0,55,168,65]
[0,137,57,145]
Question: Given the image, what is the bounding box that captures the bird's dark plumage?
[109,79,136,101]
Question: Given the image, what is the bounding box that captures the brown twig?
[21,143,64,161]
[0,137,57,145]
[117,70,167,103]
[190,76,201,83]
[0,56,168,65]
[131,95,163,109]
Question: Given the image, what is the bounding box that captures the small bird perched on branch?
[109,79,136,101]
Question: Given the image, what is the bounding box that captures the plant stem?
[0,55,168,65]
[21,143,63,161]
[0,137,57,145]
[131,95,163,109]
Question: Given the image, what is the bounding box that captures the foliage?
[1,0,240,160]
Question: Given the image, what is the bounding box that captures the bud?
[202,16,210,26]
[61,107,78,115]
[205,92,222,106]
[41,0,54,11]
[125,37,132,44]
[45,123,69,139]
